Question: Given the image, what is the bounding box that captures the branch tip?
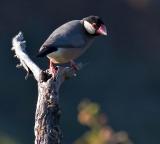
[16,63,23,68]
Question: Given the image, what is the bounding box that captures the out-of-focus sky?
[0,0,160,143]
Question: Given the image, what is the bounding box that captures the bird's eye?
[92,23,98,29]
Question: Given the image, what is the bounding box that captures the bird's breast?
[47,47,84,64]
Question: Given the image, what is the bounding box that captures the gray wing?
[37,20,87,57]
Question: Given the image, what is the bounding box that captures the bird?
[37,15,107,74]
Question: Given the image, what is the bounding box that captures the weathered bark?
[12,32,82,144]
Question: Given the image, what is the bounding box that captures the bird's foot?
[49,60,58,76]
[70,60,80,72]
[50,67,58,76]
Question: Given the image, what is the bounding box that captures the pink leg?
[49,60,58,75]
[70,60,79,71]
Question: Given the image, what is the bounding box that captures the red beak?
[96,24,107,36]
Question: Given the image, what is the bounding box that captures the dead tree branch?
[12,32,82,144]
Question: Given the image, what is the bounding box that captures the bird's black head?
[82,15,107,36]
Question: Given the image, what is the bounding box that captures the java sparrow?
[37,15,107,73]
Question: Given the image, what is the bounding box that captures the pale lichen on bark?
[12,32,82,144]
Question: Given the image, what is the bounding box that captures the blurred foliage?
[74,100,133,144]
[0,133,19,144]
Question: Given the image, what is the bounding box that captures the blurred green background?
[0,0,160,143]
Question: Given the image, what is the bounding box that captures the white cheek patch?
[84,20,96,34]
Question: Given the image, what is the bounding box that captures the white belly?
[47,48,84,64]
